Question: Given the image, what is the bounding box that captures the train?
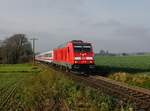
[35,40,95,73]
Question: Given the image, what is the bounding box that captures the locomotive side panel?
[53,42,74,69]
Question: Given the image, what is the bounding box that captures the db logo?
[81,57,86,60]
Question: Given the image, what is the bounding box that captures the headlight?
[86,57,93,60]
[74,57,81,60]
[74,61,78,64]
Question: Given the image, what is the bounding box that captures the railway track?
[71,75,150,111]
[41,63,150,111]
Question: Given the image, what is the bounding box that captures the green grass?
[0,64,40,73]
[0,64,39,110]
[95,55,150,71]
[0,64,39,89]
[0,64,132,111]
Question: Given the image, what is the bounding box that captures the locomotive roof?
[37,50,53,56]
[57,40,91,48]
[71,40,83,43]
[57,42,67,48]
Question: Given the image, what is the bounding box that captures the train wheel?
[65,68,70,72]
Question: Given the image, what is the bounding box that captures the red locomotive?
[53,40,95,72]
[36,40,95,73]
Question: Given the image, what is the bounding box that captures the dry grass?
[109,72,150,89]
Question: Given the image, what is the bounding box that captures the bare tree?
[2,34,32,64]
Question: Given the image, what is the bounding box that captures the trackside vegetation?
[95,55,150,89]
[0,64,133,111]
[109,72,150,89]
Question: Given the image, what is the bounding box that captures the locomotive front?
[72,40,95,72]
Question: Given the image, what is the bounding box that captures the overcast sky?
[0,0,150,53]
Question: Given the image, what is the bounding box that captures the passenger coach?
[35,51,53,63]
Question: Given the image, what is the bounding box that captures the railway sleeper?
[133,101,150,110]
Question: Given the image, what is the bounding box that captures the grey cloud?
[89,19,121,28]
[114,26,150,38]
[0,0,150,53]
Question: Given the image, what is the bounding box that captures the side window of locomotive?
[55,52,57,59]
[74,46,82,52]
[61,50,63,60]
[68,47,69,53]
[67,47,70,59]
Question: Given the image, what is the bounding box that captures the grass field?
[95,55,150,72]
[0,64,40,73]
[0,64,40,110]
[0,64,132,111]
[95,55,150,89]
[0,64,40,90]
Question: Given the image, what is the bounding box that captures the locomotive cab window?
[83,45,91,52]
[74,46,82,52]
[74,45,92,52]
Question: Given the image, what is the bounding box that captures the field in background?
[95,55,150,72]
[0,64,40,91]
[95,55,150,89]
[0,64,40,73]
